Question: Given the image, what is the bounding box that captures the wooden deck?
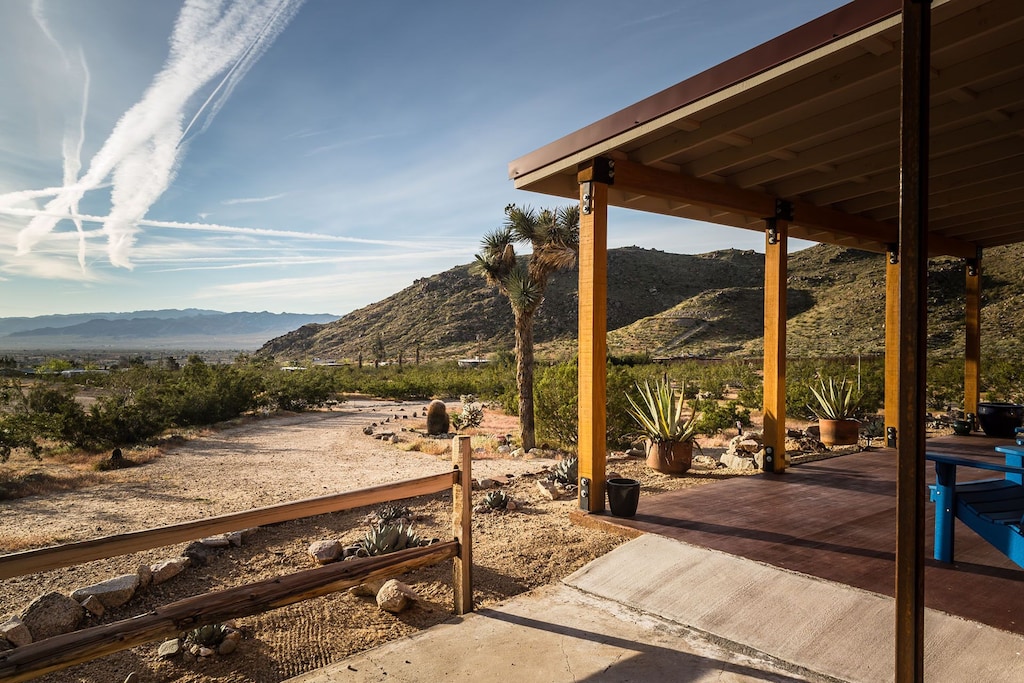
[586,434,1024,635]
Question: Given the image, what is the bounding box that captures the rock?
[240,527,259,541]
[505,500,518,511]
[474,478,497,490]
[719,452,758,472]
[157,638,181,658]
[151,557,190,585]
[511,448,524,458]
[362,426,374,435]
[349,578,386,598]
[342,544,362,559]
[497,445,511,454]
[200,535,231,548]
[1,617,32,647]
[218,630,242,655]
[308,539,343,565]
[389,434,400,444]
[137,563,153,588]
[536,479,560,500]
[183,541,210,567]
[736,438,762,453]
[71,573,139,609]
[81,595,105,618]
[376,579,419,614]
[225,530,245,547]
[21,592,84,641]
[199,646,215,657]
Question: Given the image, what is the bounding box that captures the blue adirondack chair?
[927,433,1024,570]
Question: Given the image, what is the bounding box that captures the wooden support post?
[965,254,982,417]
[452,435,473,614]
[895,1,930,680]
[763,219,788,473]
[885,246,900,441]
[577,163,609,512]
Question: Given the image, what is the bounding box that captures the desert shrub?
[260,366,338,412]
[785,357,883,420]
[535,363,578,449]
[691,398,751,436]
[926,357,965,411]
[984,356,1024,403]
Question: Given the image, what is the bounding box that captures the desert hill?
[258,243,1024,362]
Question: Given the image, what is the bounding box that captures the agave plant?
[358,522,424,556]
[625,378,697,443]
[809,377,860,420]
[482,490,510,510]
[183,623,230,648]
[373,504,412,525]
[550,456,578,485]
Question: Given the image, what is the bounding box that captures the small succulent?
[358,522,424,556]
[482,490,510,510]
[550,456,578,485]
[183,623,229,648]
[373,504,412,525]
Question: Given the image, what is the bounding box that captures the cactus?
[425,400,450,435]
[482,490,509,510]
[183,623,229,648]
[358,522,424,556]
[551,456,578,485]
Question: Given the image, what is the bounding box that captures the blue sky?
[0,0,845,318]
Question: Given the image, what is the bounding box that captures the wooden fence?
[0,435,475,683]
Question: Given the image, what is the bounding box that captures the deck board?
[593,435,1024,635]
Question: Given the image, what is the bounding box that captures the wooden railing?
[0,435,474,683]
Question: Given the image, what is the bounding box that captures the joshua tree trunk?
[514,309,536,452]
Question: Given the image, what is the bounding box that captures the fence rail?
[0,435,475,683]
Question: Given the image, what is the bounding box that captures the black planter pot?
[976,402,1024,439]
[607,478,641,518]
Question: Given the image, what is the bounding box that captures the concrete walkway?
[288,535,1024,682]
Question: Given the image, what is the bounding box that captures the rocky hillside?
[259,243,1024,362]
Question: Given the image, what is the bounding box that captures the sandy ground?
[0,400,748,683]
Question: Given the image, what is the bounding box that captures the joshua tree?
[473,204,579,452]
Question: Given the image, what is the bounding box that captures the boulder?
[81,595,105,618]
[137,563,153,588]
[200,535,231,548]
[308,540,343,565]
[157,638,181,658]
[218,630,242,655]
[151,557,190,585]
[376,579,419,614]
[1,617,32,647]
[21,592,84,641]
[183,541,210,567]
[71,573,139,609]
[536,479,560,500]
[349,578,386,598]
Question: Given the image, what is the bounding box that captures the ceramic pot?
[645,439,693,474]
[818,418,859,446]
[606,478,641,517]
[976,402,1024,439]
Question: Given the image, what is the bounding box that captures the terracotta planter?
[646,439,693,474]
[819,419,859,446]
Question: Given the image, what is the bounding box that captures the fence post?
[452,435,474,614]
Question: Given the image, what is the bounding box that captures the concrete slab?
[565,535,1024,683]
[286,583,815,682]
[289,535,1024,683]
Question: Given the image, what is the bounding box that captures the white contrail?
[16,0,306,268]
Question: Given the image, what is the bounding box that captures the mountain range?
[0,310,338,351]
[256,242,1024,363]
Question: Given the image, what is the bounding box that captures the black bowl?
[976,402,1024,439]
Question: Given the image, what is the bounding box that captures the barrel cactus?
[426,400,450,435]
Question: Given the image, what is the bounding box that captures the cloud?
[11,0,306,269]
[222,193,287,205]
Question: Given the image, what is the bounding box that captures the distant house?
[457,358,490,368]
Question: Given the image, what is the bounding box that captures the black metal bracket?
[887,426,897,448]
[966,258,979,277]
[592,157,615,185]
[887,243,899,265]
[764,199,793,244]
[582,182,593,215]
[579,477,590,510]
[764,446,775,469]
[766,219,779,245]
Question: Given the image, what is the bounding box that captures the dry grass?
[396,437,451,455]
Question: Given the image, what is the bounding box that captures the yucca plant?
[808,377,860,420]
[625,378,697,443]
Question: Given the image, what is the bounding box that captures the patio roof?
[509,0,1024,258]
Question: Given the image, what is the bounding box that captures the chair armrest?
[925,452,1024,476]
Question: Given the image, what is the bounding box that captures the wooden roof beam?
[610,158,975,257]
